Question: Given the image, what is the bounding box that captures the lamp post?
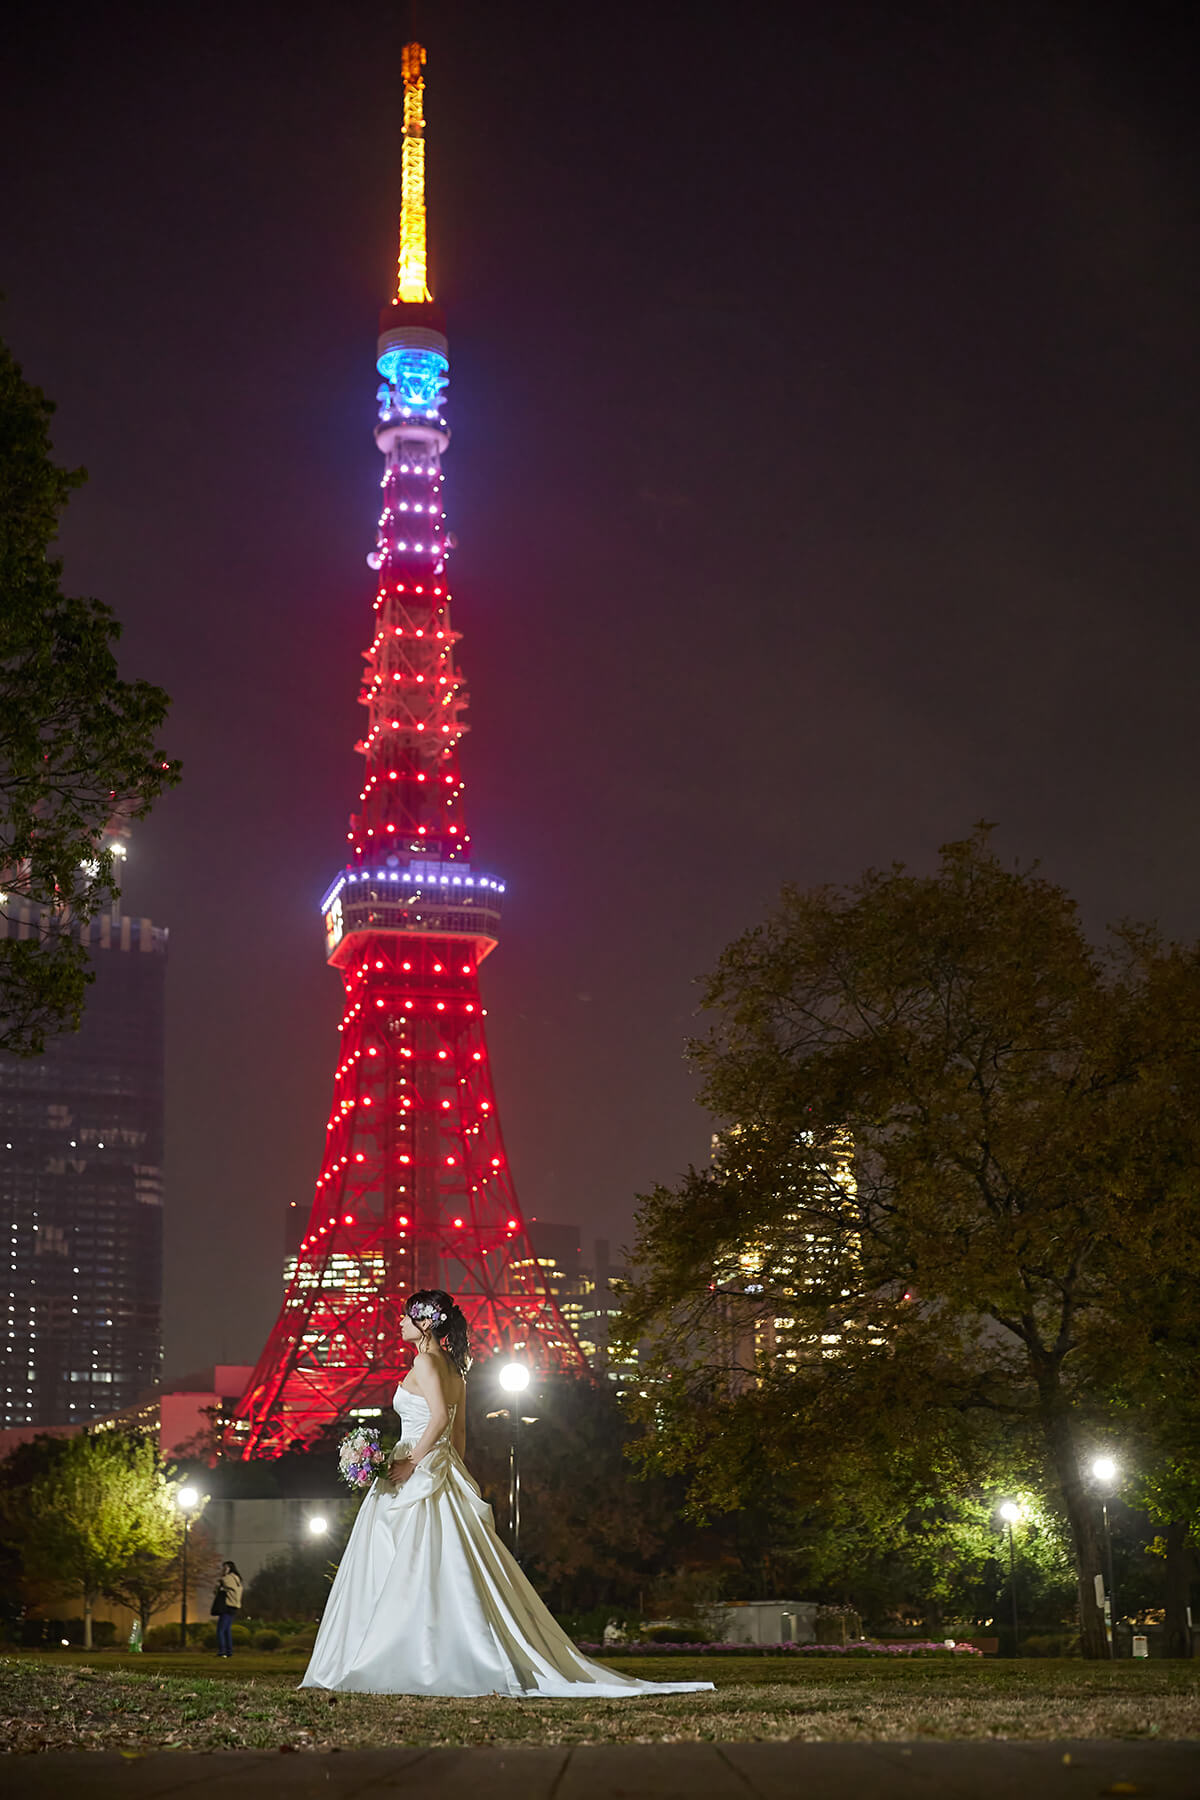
[498,1360,531,1560]
[1092,1456,1119,1659]
[308,1515,328,1537]
[176,1486,199,1649]
[999,1502,1023,1656]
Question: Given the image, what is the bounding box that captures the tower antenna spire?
[396,41,431,304]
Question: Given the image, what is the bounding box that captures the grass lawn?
[2,1650,1199,1751]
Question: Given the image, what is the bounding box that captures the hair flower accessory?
[409,1298,447,1327]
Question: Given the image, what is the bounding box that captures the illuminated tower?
[231,43,586,1456]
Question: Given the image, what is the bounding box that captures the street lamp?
[1091,1456,1120,1659]
[999,1502,1023,1655]
[176,1485,200,1650]
[307,1515,329,1536]
[497,1361,531,1560]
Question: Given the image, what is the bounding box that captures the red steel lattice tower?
[231,43,587,1456]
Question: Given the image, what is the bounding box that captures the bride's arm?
[391,1353,449,1475]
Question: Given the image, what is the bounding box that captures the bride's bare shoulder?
[411,1349,464,1406]
[405,1350,439,1387]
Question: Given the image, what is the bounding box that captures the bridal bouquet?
[337,1425,414,1490]
[337,1425,387,1490]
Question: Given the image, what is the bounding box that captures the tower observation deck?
[230,43,587,1456]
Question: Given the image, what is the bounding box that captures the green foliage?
[0,333,179,1055]
[243,1535,348,1620]
[467,1375,729,1616]
[0,1430,186,1648]
[553,1604,637,1645]
[616,831,1200,1658]
[1020,1632,1081,1657]
[142,1619,251,1651]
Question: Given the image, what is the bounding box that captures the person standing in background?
[212,1560,243,1657]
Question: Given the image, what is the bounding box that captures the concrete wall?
[203,1495,357,1587]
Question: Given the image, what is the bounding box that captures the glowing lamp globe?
[308,1515,329,1536]
[1092,1456,1118,1483]
[177,1486,199,1512]
[498,1361,530,1394]
[999,1501,1021,1524]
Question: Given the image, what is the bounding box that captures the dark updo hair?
[404,1289,473,1376]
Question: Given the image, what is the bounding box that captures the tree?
[468,1376,682,1618]
[101,1544,184,1639]
[785,1485,1076,1641]
[0,1430,183,1647]
[0,333,179,1055]
[617,830,1200,1658]
[1079,945,1200,1655]
[1114,1274,1200,1657]
[461,1375,758,1627]
[244,1524,352,1621]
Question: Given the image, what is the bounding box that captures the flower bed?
[580,1639,984,1658]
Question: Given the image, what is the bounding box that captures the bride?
[301,1290,714,1698]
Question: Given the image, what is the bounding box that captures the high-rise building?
[509,1220,587,1353]
[0,900,166,1428]
[505,1225,638,1381]
[711,1128,877,1393]
[231,43,585,1456]
[577,1237,638,1383]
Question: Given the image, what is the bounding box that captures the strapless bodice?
[393,1384,457,1429]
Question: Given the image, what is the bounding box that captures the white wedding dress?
[301,1385,714,1697]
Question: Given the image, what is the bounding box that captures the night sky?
[4,2,1199,1378]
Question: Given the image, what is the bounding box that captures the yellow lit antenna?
[396,42,431,303]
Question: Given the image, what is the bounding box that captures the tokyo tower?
[231,43,587,1456]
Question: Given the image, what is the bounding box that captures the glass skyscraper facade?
[0,906,166,1428]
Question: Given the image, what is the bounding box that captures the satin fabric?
[300,1385,714,1697]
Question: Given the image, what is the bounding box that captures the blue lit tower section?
[230,46,586,1456]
